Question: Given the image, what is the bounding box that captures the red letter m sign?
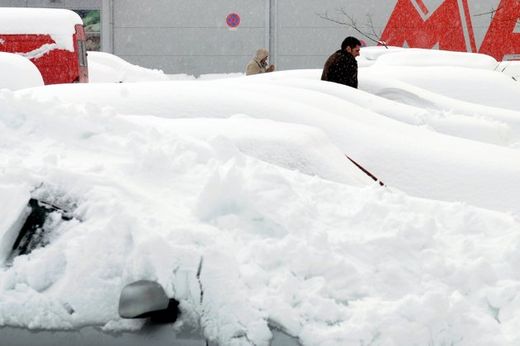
[381,0,520,60]
[381,0,477,53]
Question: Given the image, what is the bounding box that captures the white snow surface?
[1,47,520,345]
[87,51,170,83]
[0,52,43,90]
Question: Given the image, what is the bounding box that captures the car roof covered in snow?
[0,8,83,51]
[0,7,82,35]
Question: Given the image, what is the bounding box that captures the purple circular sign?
[226,13,241,28]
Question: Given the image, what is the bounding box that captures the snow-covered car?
[87,51,170,83]
[0,8,88,84]
[0,52,43,90]
[0,189,300,346]
[2,47,520,345]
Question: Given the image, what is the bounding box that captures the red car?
[0,7,88,84]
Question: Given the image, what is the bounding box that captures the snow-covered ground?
[1,47,520,346]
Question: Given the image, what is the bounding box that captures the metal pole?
[269,0,276,65]
[101,0,113,52]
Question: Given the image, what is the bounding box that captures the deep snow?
[1,46,520,346]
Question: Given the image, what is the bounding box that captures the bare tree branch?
[317,9,388,48]
[474,0,520,17]
[474,6,520,26]
[366,15,381,43]
[473,6,501,17]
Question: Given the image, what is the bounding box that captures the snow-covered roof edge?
[0,8,83,51]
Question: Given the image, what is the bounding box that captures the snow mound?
[372,47,498,69]
[2,47,520,346]
[0,52,44,90]
[87,51,170,83]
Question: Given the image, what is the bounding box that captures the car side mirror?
[118,280,179,323]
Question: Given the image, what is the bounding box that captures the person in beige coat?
[245,48,275,75]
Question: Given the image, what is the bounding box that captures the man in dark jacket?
[321,36,361,88]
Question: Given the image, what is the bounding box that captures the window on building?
[74,10,101,51]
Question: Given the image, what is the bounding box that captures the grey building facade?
[0,0,514,75]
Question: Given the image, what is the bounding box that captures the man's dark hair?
[341,36,361,50]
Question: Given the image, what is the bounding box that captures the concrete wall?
[107,0,394,75]
[273,0,396,71]
[0,0,100,10]
[106,0,395,75]
[112,0,268,76]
